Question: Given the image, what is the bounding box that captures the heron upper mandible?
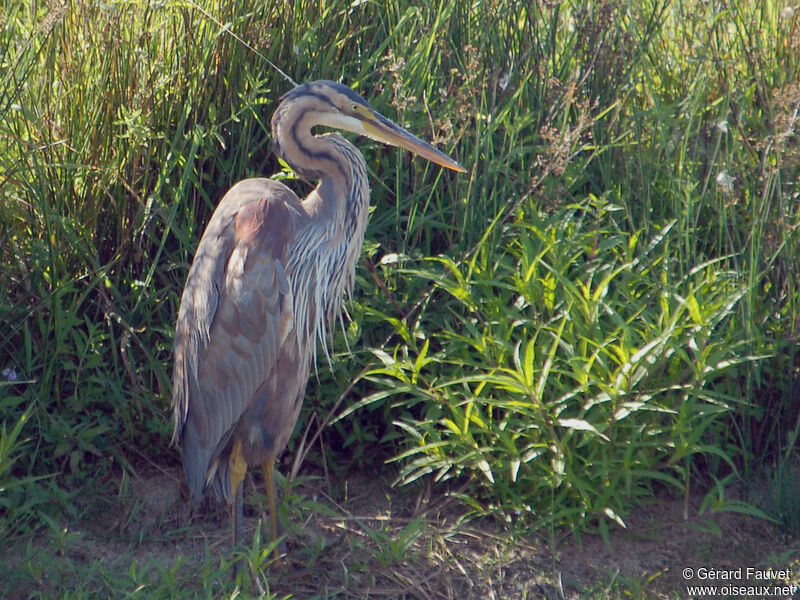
[171,80,465,560]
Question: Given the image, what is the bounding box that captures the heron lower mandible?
[171,80,465,563]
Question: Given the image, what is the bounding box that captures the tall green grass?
[1,0,798,561]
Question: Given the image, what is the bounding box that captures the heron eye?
[351,103,359,112]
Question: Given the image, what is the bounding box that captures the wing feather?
[171,178,302,502]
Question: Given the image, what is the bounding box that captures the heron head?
[276,80,466,173]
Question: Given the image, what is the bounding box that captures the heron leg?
[230,440,248,575]
[260,458,286,555]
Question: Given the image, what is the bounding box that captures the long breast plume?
[287,136,369,368]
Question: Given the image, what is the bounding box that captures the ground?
[5,459,798,599]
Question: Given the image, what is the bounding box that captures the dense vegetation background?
[1,0,799,596]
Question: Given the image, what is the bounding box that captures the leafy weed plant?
[351,198,758,537]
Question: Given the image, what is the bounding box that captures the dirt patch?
[555,494,797,597]
[124,466,800,597]
[5,464,800,599]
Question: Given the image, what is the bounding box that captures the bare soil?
[7,462,800,599]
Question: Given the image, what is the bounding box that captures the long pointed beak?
[362,111,467,173]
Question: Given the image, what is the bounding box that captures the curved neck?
[300,134,368,230]
[272,103,369,224]
[271,102,372,362]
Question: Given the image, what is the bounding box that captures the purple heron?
[171,80,465,560]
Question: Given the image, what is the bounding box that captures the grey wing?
[171,178,299,502]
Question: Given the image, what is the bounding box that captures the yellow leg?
[260,458,283,554]
[229,440,248,574]
[230,440,249,496]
